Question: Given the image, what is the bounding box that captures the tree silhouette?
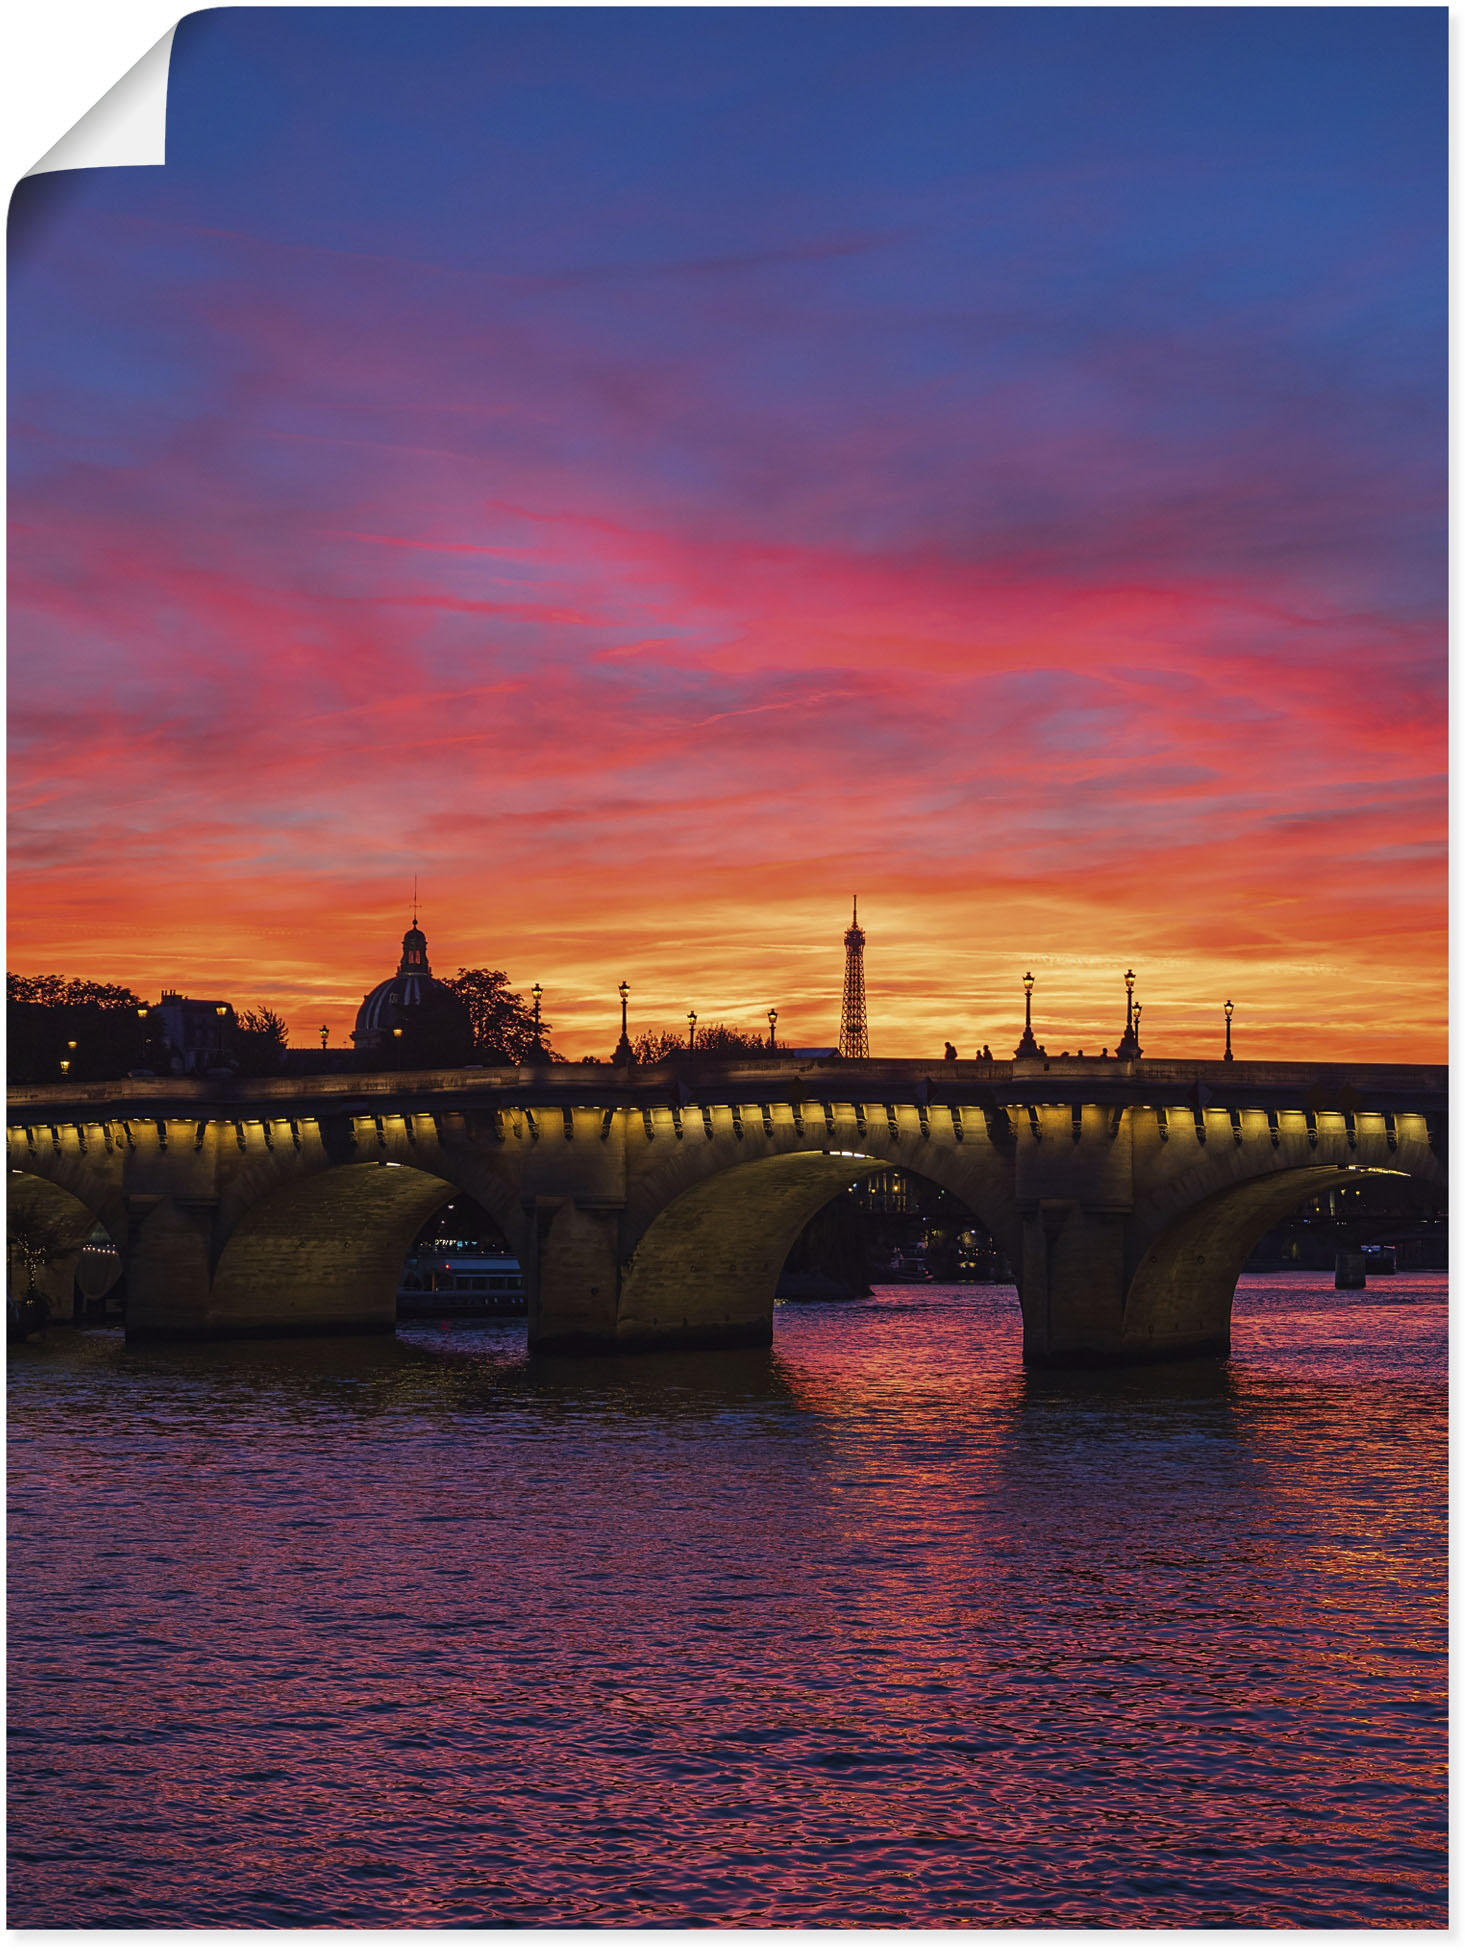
[234,1006,289,1076]
[442,969,561,1062]
[7,972,148,1082]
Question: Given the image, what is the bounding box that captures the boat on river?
[397,1250,526,1318]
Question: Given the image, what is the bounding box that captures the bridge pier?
[124,1195,223,1341]
[1019,1201,1143,1368]
[527,1198,622,1352]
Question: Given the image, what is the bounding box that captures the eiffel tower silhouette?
[839,898,869,1059]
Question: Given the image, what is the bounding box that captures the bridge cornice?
[6,1055,1446,1126]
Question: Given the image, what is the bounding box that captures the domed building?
[352,917,473,1066]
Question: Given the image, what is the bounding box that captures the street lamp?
[767,1007,778,1051]
[1015,971,1039,1058]
[1224,998,1234,1063]
[529,983,545,1059]
[687,1010,697,1050]
[58,1058,70,1075]
[614,981,632,1064]
[319,1023,329,1050]
[1117,968,1141,1060]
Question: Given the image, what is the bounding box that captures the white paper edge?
[24,24,177,177]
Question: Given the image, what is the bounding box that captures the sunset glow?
[9,11,1444,1061]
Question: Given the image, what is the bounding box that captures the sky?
[8,7,1446,1062]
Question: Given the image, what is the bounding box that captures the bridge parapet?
[6,1056,1447,1118]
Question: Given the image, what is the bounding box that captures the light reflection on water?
[8,1273,1445,1927]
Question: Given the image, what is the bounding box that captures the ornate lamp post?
[1117,968,1141,1059]
[529,983,545,1060]
[767,1007,778,1051]
[320,1023,329,1050]
[1132,1002,1143,1058]
[1224,998,1234,1063]
[614,981,633,1064]
[1015,971,1040,1058]
[687,1009,697,1050]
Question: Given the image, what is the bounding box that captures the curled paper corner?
[25,24,177,176]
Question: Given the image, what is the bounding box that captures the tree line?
[7,968,778,1082]
[8,971,780,1092]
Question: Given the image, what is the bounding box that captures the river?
[7,1271,1446,1927]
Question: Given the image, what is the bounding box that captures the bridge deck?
[6,1056,1448,1123]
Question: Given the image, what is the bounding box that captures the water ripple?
[8,1273,1446,1926]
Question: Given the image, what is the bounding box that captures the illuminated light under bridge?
[6,1053,1445,1370]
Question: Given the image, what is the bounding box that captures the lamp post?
[320,1023,329,1050]
[1224,998,1234,1063]
[1015,971,1040,1058]
[767,1007,778,1051]
[614,981,633,1064]
[1117,968,1140,1059]
[687,1010,697,1050]
[529,983,545,1060]
[1133,1002,1143,1058]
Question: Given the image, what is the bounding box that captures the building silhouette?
[352,916,472,1066]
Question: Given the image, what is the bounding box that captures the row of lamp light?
[1017,968,1235,1062]
[122,977,1235,1076]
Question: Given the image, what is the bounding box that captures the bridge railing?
[5,1055,1447,1123]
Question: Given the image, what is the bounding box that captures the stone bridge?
[6,1055,1446,1367]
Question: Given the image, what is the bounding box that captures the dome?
[352,920,473,1063]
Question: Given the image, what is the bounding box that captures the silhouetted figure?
[982,1043,992,1060]
[944,1041,957,1060]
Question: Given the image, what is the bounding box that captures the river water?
[8,1273,1446,1928]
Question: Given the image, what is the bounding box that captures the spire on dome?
[399,915,429,973]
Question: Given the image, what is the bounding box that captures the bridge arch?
[610,1148,1011,1352]
[206,1160,461,1338]
[1121,1161,1435,1358]
[7,1167,119,1320]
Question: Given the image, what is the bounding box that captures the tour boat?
[397,1250,526,1318]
